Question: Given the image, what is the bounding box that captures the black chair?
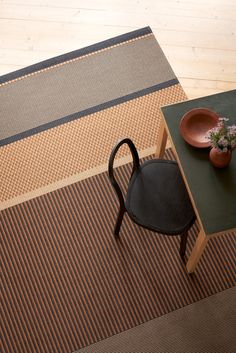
[108,138,196,257]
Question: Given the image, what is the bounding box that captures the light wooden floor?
[0,0,235,99]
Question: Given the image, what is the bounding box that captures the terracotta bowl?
[179,108,219,148]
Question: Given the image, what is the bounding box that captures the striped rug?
[0,26,187,210]
[1,151,235,353]
[76,288,236,353]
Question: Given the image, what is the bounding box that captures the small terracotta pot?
[209,147,232,168]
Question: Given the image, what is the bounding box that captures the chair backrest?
[108,138,140,208]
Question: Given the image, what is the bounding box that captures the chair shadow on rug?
[108,138,196,257]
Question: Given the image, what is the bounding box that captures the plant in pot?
[206,117,236,168]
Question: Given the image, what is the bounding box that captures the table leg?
[155,117,167,158]
[186,229,208,273]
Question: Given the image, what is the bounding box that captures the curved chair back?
[108,138,140,209]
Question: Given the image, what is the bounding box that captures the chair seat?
[125,159,195,235]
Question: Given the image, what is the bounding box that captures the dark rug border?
[0,79,179,147]
[0,27,152,85]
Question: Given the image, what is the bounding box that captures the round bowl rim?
[179,107,219,148]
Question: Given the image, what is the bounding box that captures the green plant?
[206,117,236,152]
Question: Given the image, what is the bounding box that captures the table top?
[161,89,236,236]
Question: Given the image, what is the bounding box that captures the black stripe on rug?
[0,79,178,147]
[0,27,152,84]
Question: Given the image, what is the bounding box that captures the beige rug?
[0,27,187,210]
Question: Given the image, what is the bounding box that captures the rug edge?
[74,286,236,353]
[0,27,152,84]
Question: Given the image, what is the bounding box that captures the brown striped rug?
[1,151,235,353]
[76,287,236,353]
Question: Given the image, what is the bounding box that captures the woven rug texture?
[1,27,235,353]
[76,287,236,353]
[0,27,186,209]
[1,152,235,353]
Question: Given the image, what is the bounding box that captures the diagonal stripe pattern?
[1,151,235,353]
[0,26,186,209]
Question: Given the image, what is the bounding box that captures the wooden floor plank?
[0,0,235,98]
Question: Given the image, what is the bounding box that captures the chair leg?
[180,231,188,258]
[114,207,125,237]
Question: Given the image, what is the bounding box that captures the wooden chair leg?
[114,208,125,237]
[180,231,188,257]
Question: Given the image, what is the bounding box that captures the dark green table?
[157,89,236,273]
